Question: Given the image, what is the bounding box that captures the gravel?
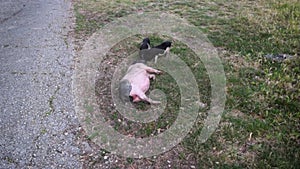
[0,0,82,168]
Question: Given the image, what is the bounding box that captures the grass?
[74,0,300,168]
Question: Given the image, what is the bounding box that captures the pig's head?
[119,79,133,102]
[153,41,172,50]
[140,38,151,50]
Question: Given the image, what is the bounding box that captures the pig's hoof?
[156,70,162,74]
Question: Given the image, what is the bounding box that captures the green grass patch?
[74,0,300,168]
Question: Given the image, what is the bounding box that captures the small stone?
[104,156,108,160]
[191,165,196,169]
[82,142,92,153]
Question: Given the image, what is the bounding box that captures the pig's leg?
[135,88,160,104]
[154,50,167,64]
[149,74,156,80]
[154,47,170,63]
[143,94,161,104]
[140,65,161,74]
[154,55,158,64]
[164,47,170,57]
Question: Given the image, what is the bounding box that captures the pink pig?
[119,62,161,104]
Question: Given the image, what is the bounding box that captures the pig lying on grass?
[119,62,161,104]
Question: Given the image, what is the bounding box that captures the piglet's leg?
[149,74,156,80]
[154,51,168,64]
[164,47,170,57]
[141,65,161,74]
[135,89,160,104]
[145,96,161,104]
[154,55,158,64]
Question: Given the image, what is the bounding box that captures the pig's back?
[130,69,150,93]
[123,67,150,93]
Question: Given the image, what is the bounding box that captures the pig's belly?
[130,73,150,92]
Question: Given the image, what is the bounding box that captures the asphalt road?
[0,0,82,168]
